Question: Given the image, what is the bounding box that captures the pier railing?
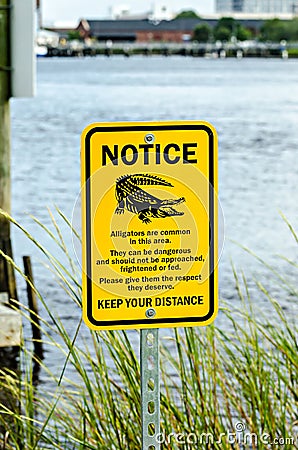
[38,40,298,58]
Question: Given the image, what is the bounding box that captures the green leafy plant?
[0,209,297,449]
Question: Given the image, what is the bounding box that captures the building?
[76,18,216,43]
[110,4,173,21]
[216,0,245,12]
[216,0,298,14]
[75,17,263,43]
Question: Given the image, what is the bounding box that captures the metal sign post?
[141,328,160,450]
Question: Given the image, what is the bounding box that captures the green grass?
[0,209,297,449]
[287,48,298,58]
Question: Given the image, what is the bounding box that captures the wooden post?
[36,0,42,29]
[0,0,18,302]
[23,256,44,361]
[23,256,43,360]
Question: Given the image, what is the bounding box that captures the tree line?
[176,11,298,42]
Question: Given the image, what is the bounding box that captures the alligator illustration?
[115,174,185,224]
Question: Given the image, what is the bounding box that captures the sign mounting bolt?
[144,133,155,144]
[145,308,156,318]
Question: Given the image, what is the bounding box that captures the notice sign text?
[81,122,218,330]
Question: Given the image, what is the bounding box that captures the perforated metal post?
[141,328,160,450]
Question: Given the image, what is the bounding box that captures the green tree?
[213,17,235,41]
[193,23,211,42]
[214,17,252,42]
[260,19,289,41]
[175,10,200,19]
[68,30,82,41]
[216,17,236,32]
[287,18,298,41]
[214,26,231,42]
[236,25,252,41]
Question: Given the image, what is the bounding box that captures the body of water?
[10,56,298,382]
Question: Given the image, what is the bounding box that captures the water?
[10,56,298,382]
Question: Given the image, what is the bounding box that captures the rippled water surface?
[10,56,298,381]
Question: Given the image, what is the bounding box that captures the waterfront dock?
[39,41,295,58]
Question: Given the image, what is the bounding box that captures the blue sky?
[42,0,215,26]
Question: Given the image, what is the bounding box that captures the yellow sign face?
[81,121,218,330]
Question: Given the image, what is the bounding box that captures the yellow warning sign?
[81,121,218,330]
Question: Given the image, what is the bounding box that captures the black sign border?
[84,124,216,327]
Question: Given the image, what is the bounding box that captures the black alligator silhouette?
[115,174,185,224]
